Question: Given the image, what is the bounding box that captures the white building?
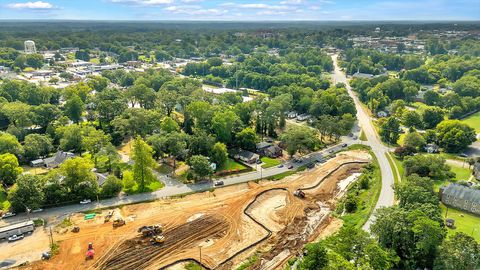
[24,40,37,54]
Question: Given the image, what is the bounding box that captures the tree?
[2,101,32,128]
[49,77,59,85]
[434,233,480,270]
[32,104,61,130]
[403,132,426,150]
[402,110,423,129]
[211,142,228,169]
[299,243,328,270]
[379,117,400,144]
[280,126,319,156]
[187,130,215,156]
[0,132,23,156]
[8,174,44,212]
[395,174,438,208]
[160,116,180,133]
[58,124,83,153]
[131,136,156,192]
[64,94,84,123]
[188,155,213,180]
[422,106,445,129]
[211,110,241,145]
[23,134,53,160]
[0,153,23,185]
[59,157,98,199]
[95,144,120,172]
[82,127,111,164]
[436,120,476,153]
[100,175,123,198]
[235,127,258,151]
[122,170,135,191]
[403,154,454,180]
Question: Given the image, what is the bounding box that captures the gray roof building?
[439,183,480,215]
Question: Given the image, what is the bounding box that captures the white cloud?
[108,0,173,6]
[7,1,55,9]
[221,3,290,11]
[163,5,227,15]
[279,0,303,5]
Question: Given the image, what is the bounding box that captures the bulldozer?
[104,211,114,223]
[138,225,162,237]
[293,189,305,198]
[112,218,126,228]
[150,235,165,245]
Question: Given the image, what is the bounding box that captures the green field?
[261,157,281,168]
[450,164,472,181]
[218,158,247,171]
[441,204,480,242]
[461,111,480,132]
[127,180,164,194]
[0,188,10,211]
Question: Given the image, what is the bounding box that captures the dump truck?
[85,242,94,260]
[104,211,114,223]
[293,189,305,198]
[138,225,162,237]
[150,235,165,245]
[112,218,126,228]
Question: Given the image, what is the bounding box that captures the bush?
[344,194,358,213]
[100,175,123,197]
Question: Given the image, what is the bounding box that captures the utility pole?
[49,226,54,246]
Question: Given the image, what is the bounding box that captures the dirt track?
[24,150,371,270]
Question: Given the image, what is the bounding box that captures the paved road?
[0,137,357,227]
[331,54,395,231]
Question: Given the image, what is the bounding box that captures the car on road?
[341,143,348,147]
[288,165,294,169]
[328,149,334,153]
[32,208,44,213]
[256,159,262,164]
[80,199,92,204]
[307,163,315,169]
[214,181,224,186]
[459,153,468,158]
[1,212,16,219]
[8,234,24,242]
[277,164,284,168]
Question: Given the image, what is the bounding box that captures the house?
[234,150,259,164]
[439,184,480,215]
[286,111,298,119]
[256,142,283,158]
[40,151,75,168]
[425,143,440,154]
[352,72,374,79]
[296,114,310,122]
[96,173,108,186]
[377,111,388,118]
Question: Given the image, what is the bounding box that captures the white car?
[32,208,44,213]
[1,212,16,219]
[8,234,24,242]
[80,199,92,204]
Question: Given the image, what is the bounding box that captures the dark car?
[278,164,284,168]
[341,143,348,147]
[307,163,315,169]
[288,165,294,169]
[214,181,224,186]
[459,153,468,158]
[256,159,262,164]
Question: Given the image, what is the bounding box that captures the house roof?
[442,184,480,204]
[256,142,272,149]
[474,162,480,172]
[237,150,259,160]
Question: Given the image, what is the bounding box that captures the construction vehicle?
[85,242,94,260]
[104,211,114,223]
[150,235,165,245]
[293,189,305,198]
[112,218,126,228]
[138,225,162,237]
[71,226,80,233]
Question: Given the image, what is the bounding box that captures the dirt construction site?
[23,150,371,270]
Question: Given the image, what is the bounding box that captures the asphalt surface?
[331,54,395,232]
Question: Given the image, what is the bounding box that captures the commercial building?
[0,221,35,239]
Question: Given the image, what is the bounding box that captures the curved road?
[331,54,395,231]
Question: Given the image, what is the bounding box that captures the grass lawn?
[386,153,400,186]
[450,164,472,181]
[22,166,49,175]
[261,157,281,168]
[267,171,296,181]
[218,158,247,171]
[440,203,480,242]
[89,58,100,64]
[339,146,382,228]
[359,129,367,141]
[156,164,173,174]
[461,110,480,132]
[126,180,164,194]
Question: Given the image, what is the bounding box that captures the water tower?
[24,40,37,54]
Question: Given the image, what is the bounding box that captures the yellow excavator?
[150,235,165,244]
[104,211,114,223]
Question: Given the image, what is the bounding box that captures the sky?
[0,0,479,21]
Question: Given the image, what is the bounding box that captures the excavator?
[293,189,306,198]
[104,211,114,223]
[150,235,165,245]
[138,225,162,237]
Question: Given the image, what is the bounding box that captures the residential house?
[256,142,283,158]
[286,111,298,119]
[234,150,259,164]
[31,151,75,168]
[377,111,388,118]
[296,114,310,122]
[352,72,374,79]
[474,162,480,180]
[439,184,480,215]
